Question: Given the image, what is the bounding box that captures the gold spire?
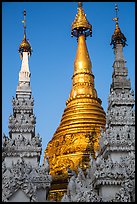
[67,34,96,104]
[111,4,127,48]
[44,3,106,201]
[19,10,32,56]
[71,2,92,38]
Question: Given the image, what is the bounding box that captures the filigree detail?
[8,111,36,132]
[12,96,34,111]
[2,157,52,202]
[61,165,101,202]
[2,133,42,149]
[61,151,135,202]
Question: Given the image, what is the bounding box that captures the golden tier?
[44,35,106,201]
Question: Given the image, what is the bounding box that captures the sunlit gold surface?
[113,20,123,36]
[44,3,106,201]
[19,34,31,52]
[111,15,127,47]
[72,3,91,32]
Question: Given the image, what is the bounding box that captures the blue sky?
[2,2,135,164]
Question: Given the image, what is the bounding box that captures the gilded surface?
[19,36,31,52]
[44,3,106,201]
[71,3,91,32]
[111,7,127,48]
[111,21,126,46]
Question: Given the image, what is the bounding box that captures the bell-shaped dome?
[71,2,92,38]
[111,20,127,48]
[19,34,32,54]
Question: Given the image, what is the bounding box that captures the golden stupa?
[44,2,106,201]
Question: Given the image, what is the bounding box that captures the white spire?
[16,51,31,99]
[19,52,31,83]
[16,9,32,99]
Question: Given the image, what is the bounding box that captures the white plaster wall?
[11,132,20,140]
[8,189,30,202]
[19,52,30,82]
[110,151,129,163]
[99,184,121,201]
[4,156,38,169]
[5,157,20,168]
[36,188,47,202]
[24,157,38,167]
[23,133,32,141]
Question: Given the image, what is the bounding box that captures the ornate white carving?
[12,96,34,111]
[61,164,101,202]
[61,65,135,202]
[61,151,135,202]
[2,157,52,202]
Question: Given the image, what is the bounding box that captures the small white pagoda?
[2,10,52,202]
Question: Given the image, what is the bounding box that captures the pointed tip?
[23,9,26,16]
[71,2,92,38]
[114,4,119,19]
[78,2,83,8]
[110,4,127,48]
[19,9,32,55]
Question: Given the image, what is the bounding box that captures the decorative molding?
[2,157,52,202]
